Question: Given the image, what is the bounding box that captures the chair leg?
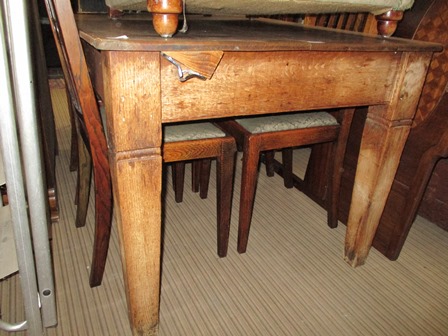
[89,165,113,288]
[89,196,113,287]
[172,162,185,203]
[264,150,275,177]
[238,138,261,253]
[67,92,78,172]
[75,134,92,228]
[199,159,212,199]
[282,148,294,188]
[216,142,236,257]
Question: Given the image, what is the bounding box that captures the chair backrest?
[44,0,109,177]
[304,12,378,34]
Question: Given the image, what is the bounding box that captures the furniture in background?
[0,151,17,282]
[302,12,378,34]
[216,109,354,253]
[300,0,448,260]
[418,158,448,231]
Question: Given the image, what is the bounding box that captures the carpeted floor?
[1,82,447,336]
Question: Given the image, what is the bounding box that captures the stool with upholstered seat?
[163,122,237,260]
[216,109,354,253]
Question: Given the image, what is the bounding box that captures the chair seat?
[164,122,226,142]
[235,112,338,134]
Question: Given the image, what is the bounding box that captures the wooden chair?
[216,109,354,253]
[44,0,236,287]
[44,0,113,288]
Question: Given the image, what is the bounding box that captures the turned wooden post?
[148,0,182,37]
[376,10,404,37]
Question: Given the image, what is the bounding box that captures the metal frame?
[0,0,57,333]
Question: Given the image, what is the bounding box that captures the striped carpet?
[1,82,447,336]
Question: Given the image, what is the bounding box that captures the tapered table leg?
[103,51,163,335]
[344,52,433,266]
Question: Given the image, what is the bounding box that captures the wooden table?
[77,14,440,335]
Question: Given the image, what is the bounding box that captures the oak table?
[77,14,440,335]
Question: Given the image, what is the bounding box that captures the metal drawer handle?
[162,53,206,82]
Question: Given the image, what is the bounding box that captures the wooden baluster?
[148,0,182,37]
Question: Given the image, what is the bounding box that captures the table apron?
[160,51,401,122]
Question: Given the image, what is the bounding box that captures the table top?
[77,14,441,53]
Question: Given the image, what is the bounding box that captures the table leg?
[103,51,162,335]
[344,52,433,267]
[344,106,412,266]
[110,154,162,336]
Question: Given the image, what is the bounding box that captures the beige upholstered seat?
[235,112,338,134]
[106,0,414,15]
[164,122,226,142]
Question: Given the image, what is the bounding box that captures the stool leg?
[264,150,275,177]
[192,160,200,193]
[172,162,185,203]
[199,159,212,199]
[282,148,294,188]
[327,142,339,228]
[216,143,236,257]
[238,137,261,253]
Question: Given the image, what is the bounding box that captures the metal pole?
[0,3,42,334]
[3,0,57,329]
